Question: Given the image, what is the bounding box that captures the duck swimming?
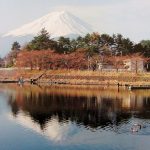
[131,124,142,132]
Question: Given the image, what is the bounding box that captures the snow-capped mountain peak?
[4,11,93,38]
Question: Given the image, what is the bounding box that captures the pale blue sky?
[0,0,150,42]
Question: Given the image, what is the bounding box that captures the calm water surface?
[0,84,150,150]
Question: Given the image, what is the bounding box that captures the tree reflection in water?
[6,84,150,132]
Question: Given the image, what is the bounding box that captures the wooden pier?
[0,80,18,83]
[128,85,150,90]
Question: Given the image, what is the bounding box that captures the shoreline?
[0,69,150,87]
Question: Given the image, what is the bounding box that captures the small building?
[123,59,145,72]
[97,58,145,72]
[97,62,117,71]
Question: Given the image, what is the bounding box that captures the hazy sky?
[0,0,150,42]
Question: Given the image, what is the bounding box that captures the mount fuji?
[1,11,94,56]
[4,11,93,38]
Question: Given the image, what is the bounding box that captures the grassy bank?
[20,69,150,86]
[0,69,150,86]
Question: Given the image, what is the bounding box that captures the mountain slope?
[4,11,93,38]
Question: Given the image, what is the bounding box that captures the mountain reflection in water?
[2,84,150,143]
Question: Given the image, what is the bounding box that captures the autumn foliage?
[16,49,88,70]
[7,29,150,71]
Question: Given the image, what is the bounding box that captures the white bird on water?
[131,123,142,132]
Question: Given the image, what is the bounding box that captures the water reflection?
[2,84,150,143]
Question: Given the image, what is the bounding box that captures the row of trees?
[16,49,87,70]
[3,28,150,70]
[16,49,148,72]
[23,28,150,57]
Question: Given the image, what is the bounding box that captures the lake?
[0,84,150,150]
